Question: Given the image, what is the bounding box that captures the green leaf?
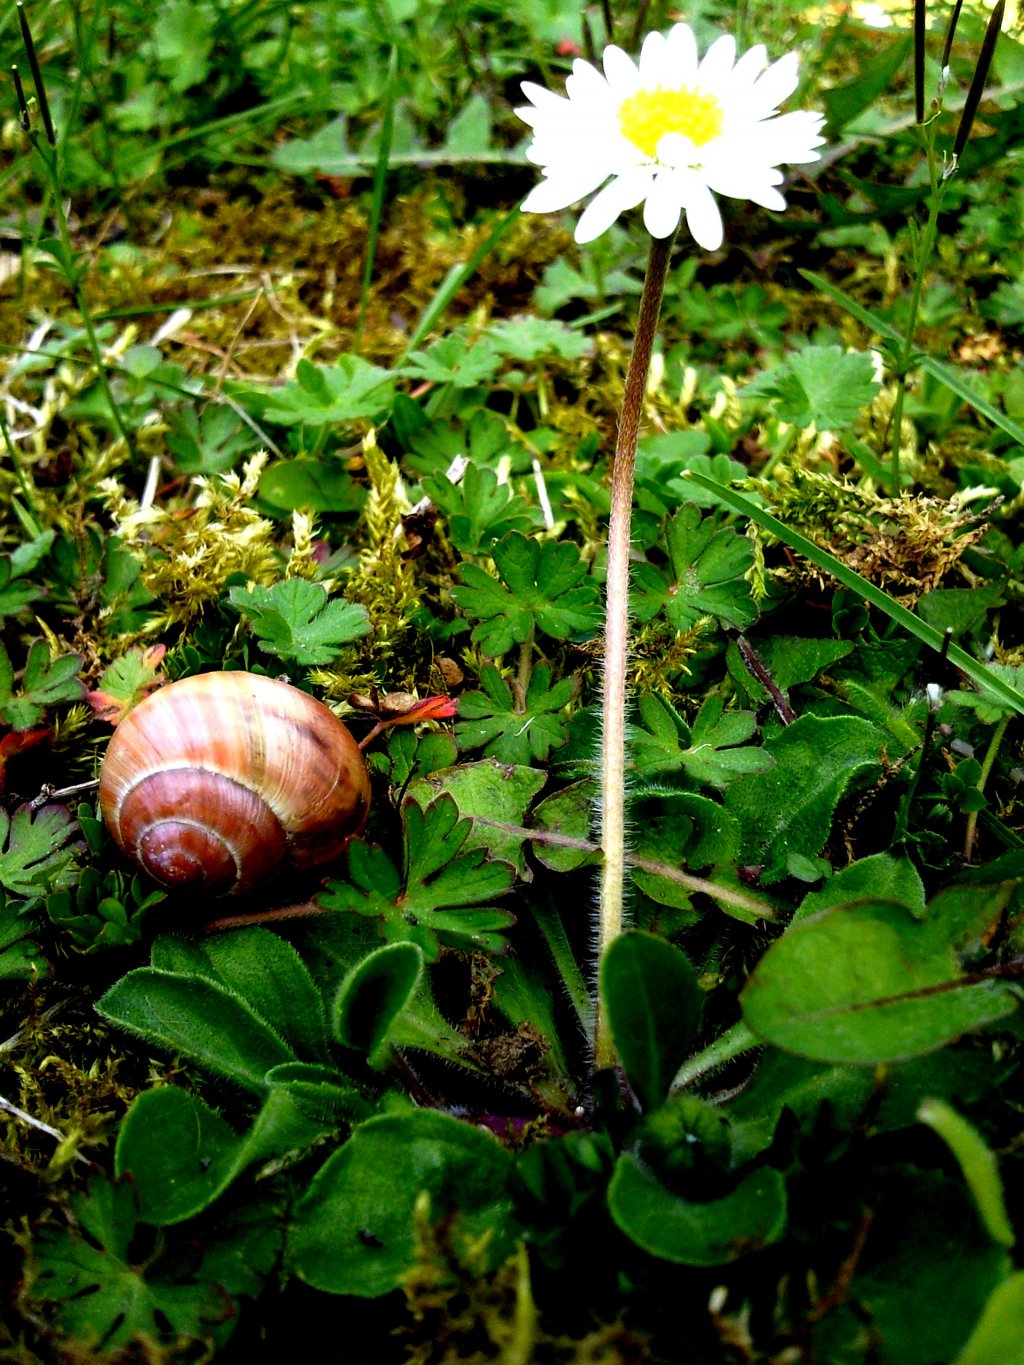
[0,887,46,980]
[421,462,537,555]
[486,316,593,362]
[166,403,249,474]
[259,355,396,427]
[794,851,926,925]
[741,899,1019,1064]
[332,942,424,1064]
[406,757,547,876]
[954,1273,1024,1365]
[456,663,577,765]
[724,714,885,883]
[608,1156,787,1266]
[288,1111,518,1296]
[227,579,369,665]
[399,332,501,388]
[0,641,85,730]
[632,503,757,633]
[154,0,214,90]
[258,457,363,515]
[601,932,703,1111]
[318,794,516,959]
[452,532,601,657]
[178,928,329,1061]
[918,1098,1016,1247]
[743,345,880,429]
[96,968,296,1093]
[25,1176,228,1351]
[116,1078,356,1226]
[632,693,772,789]
[0,805,83,908]
[821,35,911,131]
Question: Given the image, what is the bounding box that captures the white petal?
[665,24,699,81]
[601,44,641,95]
[637,30,668,81]
[643,170,685,239]
[681,176,724,250]
[521,163,611,213]
[574,169,652,242]
[698,33,737,87]
[749,50,800,117]
[731,44,768,87]
[565,57,610,104]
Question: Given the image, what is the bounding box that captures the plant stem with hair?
[594,229,676,1072]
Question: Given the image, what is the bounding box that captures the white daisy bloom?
[516,24,826,250]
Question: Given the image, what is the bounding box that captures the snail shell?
[98,671,370,896]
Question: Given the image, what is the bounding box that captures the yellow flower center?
[618,85,725,158]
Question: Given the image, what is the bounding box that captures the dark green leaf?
[288,1111,518,1296]
[332,942,424,1063]
[741,899,1019,1063]
[608,1156,787,1265]
[601,931,703,1110]
[631,504,757,633]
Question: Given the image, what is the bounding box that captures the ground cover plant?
[3,0,1024,1359]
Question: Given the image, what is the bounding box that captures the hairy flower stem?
[595,229,676,1073]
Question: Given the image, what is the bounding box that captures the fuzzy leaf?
[228,579,370,665]
[632,694,771,788]
[96,968,296,1093]
[724,714,886,883]
[601,932,703,1111]
[456,663,577,765]
[741,897,1019,1063]
[632,504,757,633]
[332,942,424,1064]
[288,1111,518,1296]
[318,794,516,959]
[452,532,601,657]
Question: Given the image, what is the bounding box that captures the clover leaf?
[318,794,516,959]
[742,344,880,429]
[632,504,757,634]
[227,579,370,665]
[457,663,577,765]
[421,462,538,555]
[452,532,601,657]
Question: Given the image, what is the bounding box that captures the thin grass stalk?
[356,46,398,351]
[914,0,926,123]
[594,229,676,1073]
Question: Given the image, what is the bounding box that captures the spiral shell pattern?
[99,671,370,896]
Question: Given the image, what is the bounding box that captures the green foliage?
[742,344,880,428]
[254,356,396,427]
[318,795,516,959]
[0,641,84,730]
[421,461,538,555]
[287,1111,518,1296]
[227,579,370,664]
[631,503,757,634]
[0,805,83,909]
[456,662,576,765]
[452,532,601,656]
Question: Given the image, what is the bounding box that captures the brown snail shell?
[98,671,370,896]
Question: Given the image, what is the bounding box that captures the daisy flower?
[516,24,825,250]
